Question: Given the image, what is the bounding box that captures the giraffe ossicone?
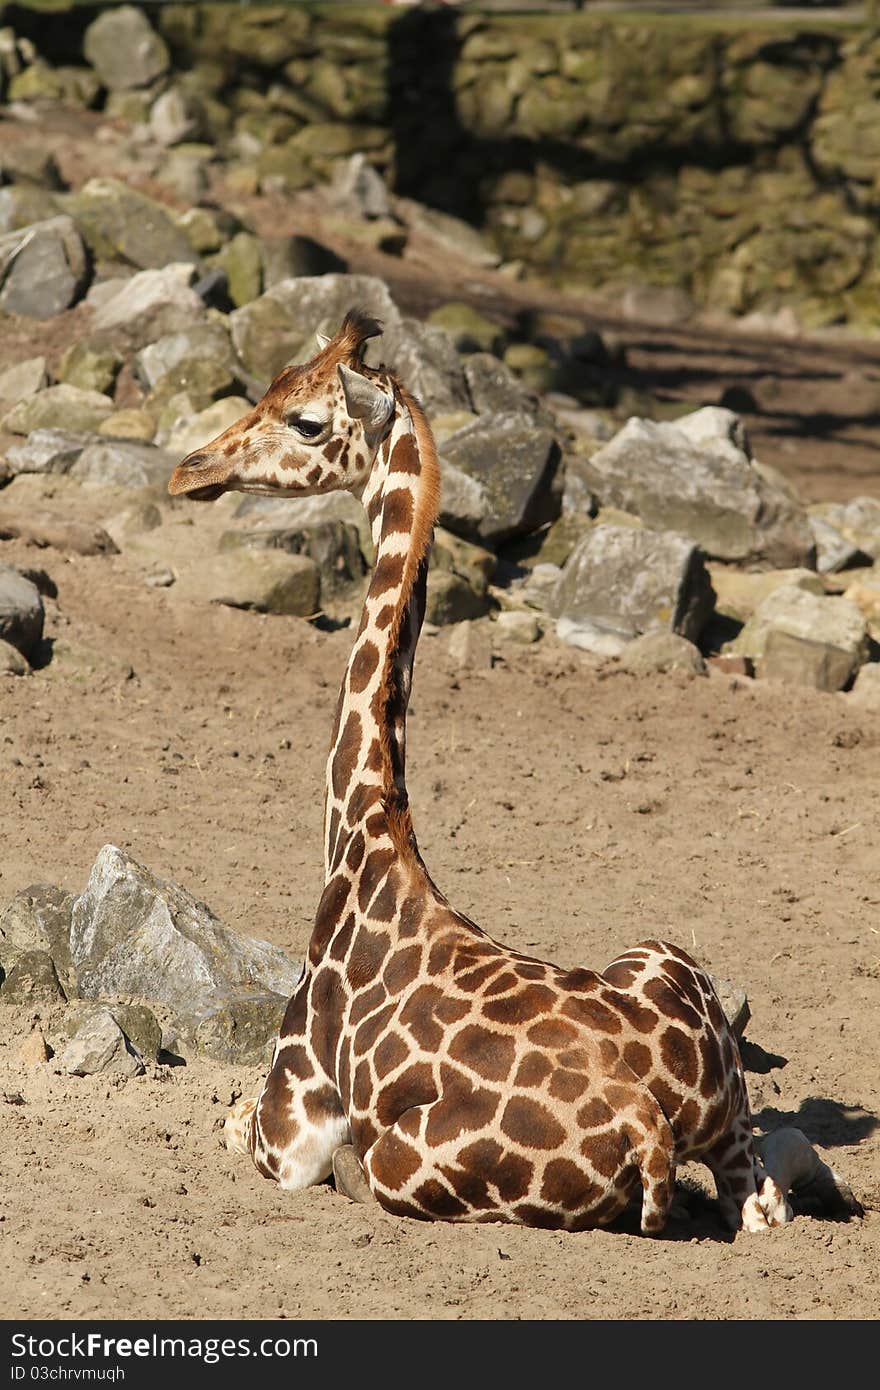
[168,309,797,1234]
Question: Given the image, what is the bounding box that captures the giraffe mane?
[325,307,383,365]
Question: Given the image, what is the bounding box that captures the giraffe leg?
[702,1117,792,1232]
[620,1111,677,1236]
[332,1145,375,1204]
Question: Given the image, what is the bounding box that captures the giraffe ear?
[315,332,331,350]
[338,364,394,430]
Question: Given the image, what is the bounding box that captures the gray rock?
[0,949,66,1003]
[494,610,541,644]
[330,153,392,220]
[810,497,880,562]
[163,397,252,457]
[440,413,561,546]
[149,86,205,147]
[555,616,630,658]
[108,1003,163,1062]
[134,322,237,392]
[260,236,348,289]
[3,385,114,437]
[235,491,372,560]
[726,584,868,692]
[0,639,28,675]
[69,439,176,489]
[710,976,750,1039]
[373,317,469,416]
[0,185,60,237]
[0,884,76,991]
[69,845,302,1063]
[57,340,122,396]
[447,620,493,670]
[90,264,207,350]
[0,216,89,319]
[618,631,707,676]
[584,408,815,568]
[224,519,366,595]
[0,565,43,659]
[59,1007,145,1078]
[175,549,321,617]
[808,514,870,575]
[230,274,399,385]
[0,356,47,413]
[63,179,199,272]
[464,352,537,417]
[438,460,490,538]
[847,662,880,709]
[192,993,288,1067]
[552,525,714,646]
[398,198,500,268]
[83,5,169,91]
[4,429,91,477]
[709,566,825,625]
[425,569,490,626]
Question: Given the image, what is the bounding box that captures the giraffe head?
[167,308,396,503]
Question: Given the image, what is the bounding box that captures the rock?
[552,525,714,647]
[330,153,392,220]
[97,409,156,443]
[0,949,66,1002]
[366,317,469,416]
[440,413,561,547]
[726,585,867,692]
[164,397,252,457]
[83,6,169,91]
[69,439,176,489]
[0,185,60,237]
[175,549,321,617]
[0,216,89,319]
[494,611,541,644]
[0,147,63,190]
[556,616,629,658]
[4,429,91,477]
[90,264,207,350]
[463,352,537,417]
[398,198,500,268]
[709,566,825,625]
[0,565,43,659]
[210,231,262,308]
[69,845,302,1062]
[621,284,695,325]
[707,654,753,678]
[192,993,288,1067]
[235,491,372,560]
[810,497,880,562]
[584,408,814,568]
[230,273,399,385]
[0,884,76,990]
[427,303,505,355]
[134,321,237,393]
[0,356,48,413]
[808,514,872,575]
[62,178,198,272]
[150,86,206,146]
[438,460,490,539]
[0,640,28,675]
[842,575,880,628]
[108,1003,163,1062]
[847,662,880,709]
[561,456,600,517]
[448,620,493,670]
[534,512,595,569]
[261,234,348,288]
[16,1027,50,1067]
[521,562,564,612]
[425,570,489,627]
[710,977,750,1039]
[3,384,115,438]
[57,340,122,396]
[618,631,707,676]
[223,519,366,595]
[59,1008,145,1078]
[0,515,118,557]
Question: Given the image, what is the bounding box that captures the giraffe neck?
[323,387,440,882]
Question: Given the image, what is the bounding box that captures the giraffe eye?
[288,416,325,440]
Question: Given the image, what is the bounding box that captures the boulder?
[709,565,825,625]
[57,340,122,396]
[0,186,60,237]
[425,570,490,627]
[373,318,470,416]
[0,640,28,676]
[0,217,89,319]
[230,274,399,385]
[62,179,198,271]
[726,584,867,692]
[552,525,714,648]
[0,565,44,659]
[163,397,252,457]
[427,303,505,355]
[234,491,372,560]
[149,86,206,147]
[83,5,169,91]
[0,356,47,414]
[463,352,538,417]
[175,549,321,617]
[809,497,880,562]
[494,610,541,645]
[437,460,491,539]
[0,950,66,1003]
[847,662,880,710]
[440,413,561,547]
[583,408,814,567]
[69,439,176,489]
[4,429,91,477]
[617,631,707,676]
[222,519,366,595]
[3,384,114,437]
[397,198,500,268]
[69,845,302,1063]
[808,513,872,575]
[58,1007,145,1078]
[447,620,493,670]
[90,264,207,350]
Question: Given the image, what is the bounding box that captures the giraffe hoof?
[332,1145,374,1204]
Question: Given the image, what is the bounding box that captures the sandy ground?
[0,489,878,1321]
[1,104,879,1322]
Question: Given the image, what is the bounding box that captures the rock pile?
[0,845,303,1069]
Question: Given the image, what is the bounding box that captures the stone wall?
[3,3,880,326]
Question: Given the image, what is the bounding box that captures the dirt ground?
[1,106,879,1323]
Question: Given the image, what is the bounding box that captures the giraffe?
[167,309,793,1235]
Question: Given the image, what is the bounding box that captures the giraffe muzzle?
[167,450,228,502]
